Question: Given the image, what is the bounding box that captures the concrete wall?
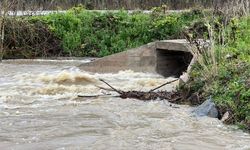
[79,39,194,77]
[79,42,157,73]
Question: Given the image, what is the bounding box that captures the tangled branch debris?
[94,78,182,102]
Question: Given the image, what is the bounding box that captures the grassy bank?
[2,7,202,58]
[179,15,250,131]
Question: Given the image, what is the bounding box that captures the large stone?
[192,97,218,118]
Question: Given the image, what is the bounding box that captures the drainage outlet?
[156,49,193,77]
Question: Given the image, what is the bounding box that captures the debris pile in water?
[79,78,183,102]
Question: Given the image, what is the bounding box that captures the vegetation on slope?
[179,14,250,131]
[2,7,202,58]
[209,17,249,130]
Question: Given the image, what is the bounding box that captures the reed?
[181,0,250,130]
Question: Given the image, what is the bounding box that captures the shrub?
[4,18,62,58]
[27,9,201,57]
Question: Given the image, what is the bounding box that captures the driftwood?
[78,94,111,98]
[98,78,182,101]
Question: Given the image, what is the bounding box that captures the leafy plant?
[26,9,201,57]
[181,15,250,131]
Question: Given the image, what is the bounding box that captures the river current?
[0,60,249,150]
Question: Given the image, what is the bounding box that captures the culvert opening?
[156,49,193,77]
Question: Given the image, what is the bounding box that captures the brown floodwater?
[0,60,249,150]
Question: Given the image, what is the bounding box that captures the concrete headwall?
[79,39,193,77]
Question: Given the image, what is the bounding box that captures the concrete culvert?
[79,40,194,79]
[156,49,193,78]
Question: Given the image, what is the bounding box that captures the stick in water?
[99,79,123,94]
[149,78,179,92]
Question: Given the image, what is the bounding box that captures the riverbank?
[1,7,203,59]
[177,15,250,131]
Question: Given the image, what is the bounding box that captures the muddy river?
[0,60,249,150]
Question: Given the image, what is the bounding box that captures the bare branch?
[99,79,123,94]
[149,78,179,92]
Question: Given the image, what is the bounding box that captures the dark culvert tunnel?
[156,49,193,78]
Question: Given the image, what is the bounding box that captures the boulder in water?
[192,97,218,118]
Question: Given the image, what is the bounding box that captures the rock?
[192,97,218,118]
[179,72,189,85]
[221,111,234,124]
[221,111,230,123]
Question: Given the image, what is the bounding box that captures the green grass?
[182,16,250,131]
[27,8,202,57]
[213,17,250,129]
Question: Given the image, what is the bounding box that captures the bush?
[3,18,62,58]
[27,9,201,57]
